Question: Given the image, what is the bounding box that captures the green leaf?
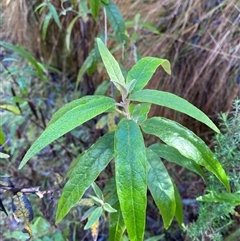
[197,191,240,205]
[81,206,97,221]
[173,184,183,227]
[141,117,230,191]
[56,132,114,223]
[0,104,20,115]
[75,52,94,90]
[34,2,47,13]
[126,57,171,93]
[149,143,205,181]
[140,23,160,34]
[88,195,103,206]
[96,38,125,92]
[103,2,127,42]
[0,152,10,159]
[0,42,48,81]
[103,203,117,213]
[130,89,220,133]
[109,201,126,241]
[94,81,110,95]
[42,11,52,40]
[90,0,100,21]
[146,148,175,229]
[91,182,103,200]
[19,96,115,169]
[129,103,151,124]
[101,0,109,4]
[48,3,62,29]
[65,15,80,51]
[115,119,147,241]
[84,207,103,230]
[0,127,5,145]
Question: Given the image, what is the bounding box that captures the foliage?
[185,99,240,241]
[1,1,238,240]
[1,38,229,240]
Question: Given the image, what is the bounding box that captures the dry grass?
[1,0,239,139]
[116,0,240,139]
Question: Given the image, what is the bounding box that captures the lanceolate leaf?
[103,1,127,42]
[19,96,115,169]
[126,57,171,93]
[90,0,100,21]
[56,132,114,224]
[115,119,147,241]
[173,184,183,226]
[96,38,125,92]
[149,143,205,181]
[109,201,126,241]
[130,90,220,133]
[0,41,48,81]
[84,207,103,230]
[48,3,62,29]
[129,103,151,124]
[42,11,52,40]
[75,52,94,90]
[146,148,176,229]
[141,117,230,191]
[66,15,80,51]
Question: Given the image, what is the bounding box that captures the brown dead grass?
[116,0,240,139]
[1,0,239,138]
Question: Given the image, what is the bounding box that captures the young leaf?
[103,202,117,213]
[126,57,171,93]
[96,38,126,92]
[88,195,103,206]
[19,96,115,169]
[56,132,114,224]
[115,119,147,241]
[146,148,176,229]
[129,103,151,124]
[149,143,205,181]
[109,202,126,241]
[81,206,97,221]
[141,117,230,191]
[92,182,104,200]
[84,207,103,230]
[130,89,220,133]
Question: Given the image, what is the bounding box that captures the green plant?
[15,37,230,241]
[185,99,240,241]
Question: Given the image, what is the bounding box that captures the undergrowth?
[185,99,240,241]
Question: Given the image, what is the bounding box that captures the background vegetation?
[0,0,239,240]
